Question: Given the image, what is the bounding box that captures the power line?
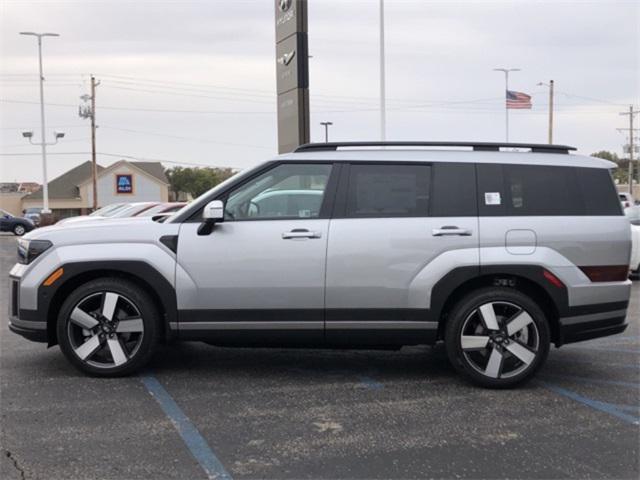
[99,125,273,150]
[0,98,275,114]
[0,150,244,168]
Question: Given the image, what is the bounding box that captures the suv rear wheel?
[445,287,550,388]
[57,278,159,377]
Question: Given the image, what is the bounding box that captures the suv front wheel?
[57,278,159,377]
[445,287,550,388]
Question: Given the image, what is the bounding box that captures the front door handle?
[282,228,322,239]
[432,226,473,237]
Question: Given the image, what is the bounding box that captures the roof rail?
[294,141,577,154]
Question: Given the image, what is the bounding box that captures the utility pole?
[379,0,386,141]
[320,121,333,143]
[493,67,520,142]
[19,31,60,215]
[79,75,100,211]
[620,105,639,195]
[537,80,555,144]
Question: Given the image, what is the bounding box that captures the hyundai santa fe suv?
[8,141,632,387]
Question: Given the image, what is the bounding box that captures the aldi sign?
[116,174,133,194]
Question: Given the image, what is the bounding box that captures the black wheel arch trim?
[37,260,177,346]
[430,264,568,344]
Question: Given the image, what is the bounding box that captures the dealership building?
[20,160,169,219]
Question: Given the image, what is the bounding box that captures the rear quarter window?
[578,168,623,215]
[477,163,622,216]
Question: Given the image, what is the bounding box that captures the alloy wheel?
[460,301,540,379]
[14,225,25,236]
[66,291,145,369]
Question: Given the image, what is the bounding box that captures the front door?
[175,162,336,345]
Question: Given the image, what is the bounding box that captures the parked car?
[619,192,635,210]
[136,202,186,217]
[57,202,158,226]
[107,202,159,218]
[8,141,632,388]
[0,209,35,236]
[23,207,42,227]
[625,205,640,278]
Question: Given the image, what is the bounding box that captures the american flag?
[506,90,532,109]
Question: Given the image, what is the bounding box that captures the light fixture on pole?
[19,31,60,215]
[537,80,555,144]
[320,121,333,143]
[493,67,520,142]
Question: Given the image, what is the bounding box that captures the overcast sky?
[1,0,638,182]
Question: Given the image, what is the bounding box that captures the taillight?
[579,266,629,282]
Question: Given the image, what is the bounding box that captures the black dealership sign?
[275,0,309,153]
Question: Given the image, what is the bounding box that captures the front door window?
[224,163,332,220]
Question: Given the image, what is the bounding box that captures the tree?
[165,167,236,198]
[591,151,632,184]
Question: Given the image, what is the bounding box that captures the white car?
[625,206,640,277]
[619,192,635,210]
[57,202,157,226]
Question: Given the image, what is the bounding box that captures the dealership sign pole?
[275,0,309,153]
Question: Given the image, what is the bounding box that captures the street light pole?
[19,31,59,215]
[493,67,520,142]
[320,121,333,143]
[379,0,386,141]
[537,80,555,144]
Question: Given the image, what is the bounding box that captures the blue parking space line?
[542,382,640,426]
[568,345,640,354]
[543,374,639,389]
[357,375,384,390]
[141,376,232,480]
[548,359,640,370]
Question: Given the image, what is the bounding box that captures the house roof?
[76,160,169,187]
[27,160,168,200]
[27,161,105,200]
[129,162,168,184]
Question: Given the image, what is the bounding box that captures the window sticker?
[484,192,501,206]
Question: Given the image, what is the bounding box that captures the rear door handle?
[432,226,473,236]
[282,229,322,239]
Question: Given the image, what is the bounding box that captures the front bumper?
[8,276,47,343]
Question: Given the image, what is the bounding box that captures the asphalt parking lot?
[1,233,638,480]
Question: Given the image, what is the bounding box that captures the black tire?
[445,287,550,388]
[57,277,160,377]
[13,224,26,236]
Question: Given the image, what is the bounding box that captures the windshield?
[138,203,184,216]
[111,203,155,218]
[0,209,13,218]
[90,203,127,217]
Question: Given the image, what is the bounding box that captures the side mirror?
[198,200,224,235]
[203,200,224,221]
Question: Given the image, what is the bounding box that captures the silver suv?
[8,142,632,387]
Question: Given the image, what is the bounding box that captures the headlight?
[17,239,52,265]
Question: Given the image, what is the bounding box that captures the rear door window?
[344,164,431,217]
[431,163,477,216]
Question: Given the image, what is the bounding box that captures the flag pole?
[494,68,521,143]
[505,71,509,142]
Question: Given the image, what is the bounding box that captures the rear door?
[325,162,479,346]
[476,163,630,294]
